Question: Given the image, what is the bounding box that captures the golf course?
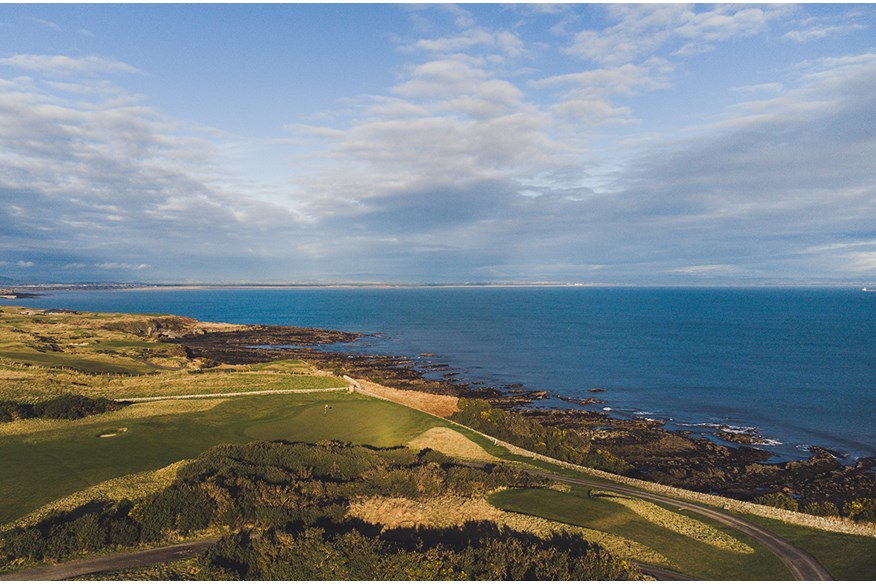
[1,305,874,580]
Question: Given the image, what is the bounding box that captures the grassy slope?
[0,392,447,524]
[489,487,789,580]
[740,514,876,581]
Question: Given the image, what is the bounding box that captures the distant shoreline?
[6,282,873,293]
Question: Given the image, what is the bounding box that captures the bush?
[754,492,799,511]
[801,500,839,517]
[843,498,876,523]
[0,394,125,423]
[31,394,124,420]
[0,400,33,422]
[451,398,633,474]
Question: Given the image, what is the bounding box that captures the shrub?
[31,394,124,420]
[451,398,633,474]
[754,492,799,512]
[801,500,839,517]
[843,498,876,523]
[0,400,33,422]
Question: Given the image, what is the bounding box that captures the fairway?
[489,487,790,580]
[0,392,447,524]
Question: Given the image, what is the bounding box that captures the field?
[0,392,452,524]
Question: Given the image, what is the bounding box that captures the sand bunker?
[97,427,128,438]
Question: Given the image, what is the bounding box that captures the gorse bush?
[201,521,636,580]
[451,398,633,475]
[0,394,125,423]
[754,492,799,512]
[0,441,637,580]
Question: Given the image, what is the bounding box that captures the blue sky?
[1,3,874,285]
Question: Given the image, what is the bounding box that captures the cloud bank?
[1,5,874,284]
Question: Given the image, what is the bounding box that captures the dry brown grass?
[348,494,669,565]
[592,490,754,553]
[407,427,499,462]
[356,379,459,418]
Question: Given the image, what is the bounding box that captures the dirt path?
[0,537,220,581]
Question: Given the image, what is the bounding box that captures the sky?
[1,3,875,285]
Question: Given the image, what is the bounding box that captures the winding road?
[529,469,832,581]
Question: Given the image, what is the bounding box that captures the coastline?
[4,292,874,510]
[167,319,875,508]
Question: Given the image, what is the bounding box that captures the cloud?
[563,4,786,66]
[784,24,867,42]
[535,57,674,124]
[0,54,140,76]
[0,56,316,281]
[25,17,61,31]
[409,27,525,58]
[783,11,869,43]
[95,262,150,270]
[16,261,34,267]
[593,52,876,277]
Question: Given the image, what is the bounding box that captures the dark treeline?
[0,441,637,580]
[0,394,126,423]
[451,398,633,475]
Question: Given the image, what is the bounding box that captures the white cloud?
[564,4,786,66]
[0,54,140,76]
[668,264,739,275]
[410,27,525,58]
[16,261,34,267]
[25,17,61,32]
[95,262,151,270]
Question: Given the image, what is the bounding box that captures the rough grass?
[357,379,459,418]
[488,487,790,580]
[590,489,754,553]
[347,494,669,566]
[407,427,500,462]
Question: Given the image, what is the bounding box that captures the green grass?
[740,513,876,580]
[0,392,447,524]
[489,487,790,580]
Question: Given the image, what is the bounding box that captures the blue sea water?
[5,286,875,461]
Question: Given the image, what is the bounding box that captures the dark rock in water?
[556,394,604,406]
[806,446,846,460]
[589,387,607,393]
[715,430,776,446]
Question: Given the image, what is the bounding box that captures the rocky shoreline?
[167,324,876,509]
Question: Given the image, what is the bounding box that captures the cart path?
[0,537,220,581]
[528,469,832,581]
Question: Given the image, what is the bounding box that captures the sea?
[5,286,875,462]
